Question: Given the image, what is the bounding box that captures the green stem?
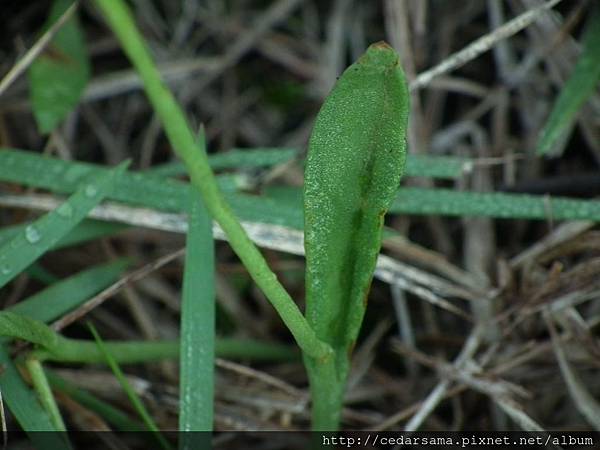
[25,357,66,432]
[32,336,298,364]
[306,358,346,430]
[92,0,331,361]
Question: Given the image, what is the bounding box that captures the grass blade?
[147,148,469,180]
[28,0,89,134]
[147,147,298,176]
[180,190,215,436]
[0,220,128,251]
[537,7,600,156]
[390,187,600,221]
[24,358,65,431]
[0,162,128,289]
[303,42,409,430]
[0,148,278,219]
[87,323,171,450]
[7,149,600,227]
[8,259,131,321]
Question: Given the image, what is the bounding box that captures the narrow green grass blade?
[0,162,127,289]
[0,220,128,251]
[147,147,299,176]
[148,147,468,180]
[180,190,215,435]
[303,42,410,430]
[225,192,303,229]
[8,259,130,321]
[0,149,187,211]
[28,0,90,134]
[390,187,600,221]
[405,154,470,179]
[87,324,171,450]
[25,358,66,431]
[46,370,144,431]
[537,8,600,156]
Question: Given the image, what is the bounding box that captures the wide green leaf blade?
[537,7,600,156]
[303,42,409,429]
[0,162,128,289]
[28,0,90,134]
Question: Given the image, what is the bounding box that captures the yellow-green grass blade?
[0,162,128,289]
[537,8,600,156]
[179,190,215,436]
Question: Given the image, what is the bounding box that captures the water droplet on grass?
[1,265,11,275]
[25,225,41,244]
[57,203,73,218]
[85,185,98,197]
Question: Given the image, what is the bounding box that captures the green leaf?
[179,189,215,435]
[0,312,59,348]
[9,259,131,322]
[303,42,409,430]
[88,324,171,450]
[0,162,128,289]
[537,7,600,156]
[28,0,90,134]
